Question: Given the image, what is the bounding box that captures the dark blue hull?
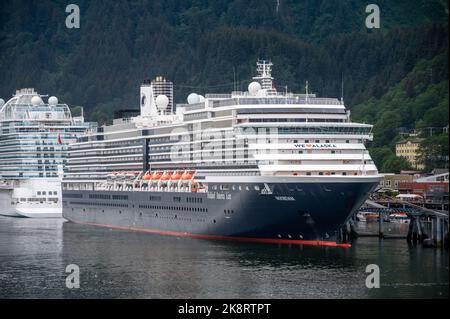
[62,181,378,246]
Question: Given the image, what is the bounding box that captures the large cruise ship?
[62,61,382,246]
[0,88,91,217]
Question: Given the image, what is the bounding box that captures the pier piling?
[436,217,442,247]
[378,212,384,238]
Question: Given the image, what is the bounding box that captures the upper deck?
[0,88,80,124]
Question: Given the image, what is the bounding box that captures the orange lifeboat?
[160,171,173,181]
[142,172,152,180]
[181,171,193,180]
[151,171,163,181]
[171,171,183,180]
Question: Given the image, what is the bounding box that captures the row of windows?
[396,149,418,153]
[15,197,58,203]
[247,118,345,123]
[64,193,83,198]
[138,204,208,213]
[69,140,141,152]
[89,194,111,199]
[186,197,202,203]
[211,184,260,191]
[1,173,58,178]
[69,201,128,208]
[37,191,58,196]
[112,195,128,200]
[0,162,62,167]
[380,180,411,187]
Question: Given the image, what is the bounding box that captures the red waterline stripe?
[70,220,351,248]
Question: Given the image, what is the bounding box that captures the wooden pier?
[339,194,449,248]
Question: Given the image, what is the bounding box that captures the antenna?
[341,73,344,104]
[233,66,236,92]
[285,85,288,105]
[253,60,274,90]
[305,81,309,103]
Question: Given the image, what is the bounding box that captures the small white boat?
[389,213,410,224]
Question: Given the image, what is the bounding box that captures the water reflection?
[0,216,448,298]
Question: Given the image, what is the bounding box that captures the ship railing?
[177,103,206,111]
[205,94,232,99]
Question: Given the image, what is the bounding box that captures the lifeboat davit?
[125,171,136,177]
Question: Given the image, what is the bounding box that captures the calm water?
[0,216,448,299]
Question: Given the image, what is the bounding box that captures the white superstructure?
[0,88,91,217]
[64,61,379,190]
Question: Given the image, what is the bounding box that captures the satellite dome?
[187,93,200,104]
[31,96,43,106]
[248,81,262,95]
[197,95,205,103]
[48,96,58,105]
[0,98,4,107]
[155,94,169,109]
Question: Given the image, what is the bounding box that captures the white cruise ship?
[0,88,91,217]
[62,61,382,246]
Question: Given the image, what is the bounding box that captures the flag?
[57,132,62,145]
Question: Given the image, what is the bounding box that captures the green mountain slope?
[352,50,449,172]
[0,0,448,171]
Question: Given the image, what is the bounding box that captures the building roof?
[396,138,424,145]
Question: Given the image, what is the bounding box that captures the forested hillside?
[0,0,448,172]
[352,49,449,172]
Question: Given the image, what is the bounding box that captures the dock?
[339,193,449,248]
